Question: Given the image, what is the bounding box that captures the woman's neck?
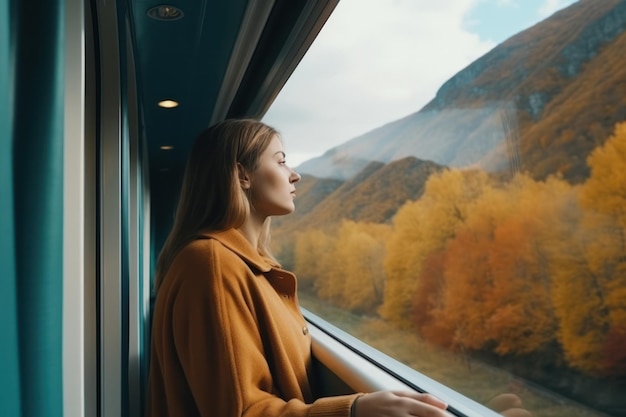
[237,213,266,249]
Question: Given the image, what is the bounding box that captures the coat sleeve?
[170,240,357,417]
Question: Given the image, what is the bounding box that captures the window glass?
[263,1,626,416]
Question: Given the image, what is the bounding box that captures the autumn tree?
[380,169,492,328]
[549,236,610,375]
[434,224,495,352]
[412,250,454,348]
[423,173,568,356]
[337,221,390,314]
[552,122,626,375]
[314,228,347,302]
[602,325,626,376]
[292,220,390,314]
[433,181,510,353]
[479,174,565,355]
[293,230,333,292]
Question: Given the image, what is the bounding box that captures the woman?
[145,119,520,417]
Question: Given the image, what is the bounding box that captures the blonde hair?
[154,119,279,292]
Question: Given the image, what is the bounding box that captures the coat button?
[302,326,309,335]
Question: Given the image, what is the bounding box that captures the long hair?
[154,119,279,292]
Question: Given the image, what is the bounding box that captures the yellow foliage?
[290,122,626,377]
[293,221,391,314]
[551,121,626,374]
[379,169,493,328]
[294,230,332,291]
[580,121,626,227]
[336,221,391,314]
[433,174,565,354]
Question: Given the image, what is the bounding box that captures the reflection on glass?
[266,1,626,416]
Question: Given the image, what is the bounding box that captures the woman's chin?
[275,205,296,216]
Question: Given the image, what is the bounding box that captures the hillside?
[297,0,626,183]
[272,174,343,230]
[273,156,443,242]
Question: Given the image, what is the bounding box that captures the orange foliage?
[289,123,626,378]
[602,325,626,376]
[414,173,568,356]
[437,225,495,352]
[380,169,493,328]
[411,250,454,348]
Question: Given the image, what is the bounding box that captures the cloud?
[538,0,576,17]
[263,0,497,166]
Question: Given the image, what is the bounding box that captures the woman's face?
[248,135,301,218]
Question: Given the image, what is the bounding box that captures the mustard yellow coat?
[146,229,358,417]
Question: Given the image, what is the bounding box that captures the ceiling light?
[160,145,174,150]
[147,5,184,21]
[158,99,178,108]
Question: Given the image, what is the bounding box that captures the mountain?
[273,156,443,240]
[271,174,343,230]
[297,0,626,183]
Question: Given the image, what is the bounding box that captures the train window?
[263,1,626,416]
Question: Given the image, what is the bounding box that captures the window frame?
[304,308,504,417]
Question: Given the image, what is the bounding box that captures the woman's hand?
[353,390,449,417]
[486,393,532,417]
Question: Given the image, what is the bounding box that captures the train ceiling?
[127,0,338,182]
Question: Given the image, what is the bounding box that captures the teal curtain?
[5,0,65,415]
[0,0,22,415]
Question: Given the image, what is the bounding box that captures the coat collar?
[198,228,279,273]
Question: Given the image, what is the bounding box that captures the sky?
[262,0,578,167]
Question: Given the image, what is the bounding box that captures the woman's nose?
[290,168,301,183]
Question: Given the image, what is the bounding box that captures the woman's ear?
[237,162,251,190]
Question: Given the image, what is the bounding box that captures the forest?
[274,122,626,379]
